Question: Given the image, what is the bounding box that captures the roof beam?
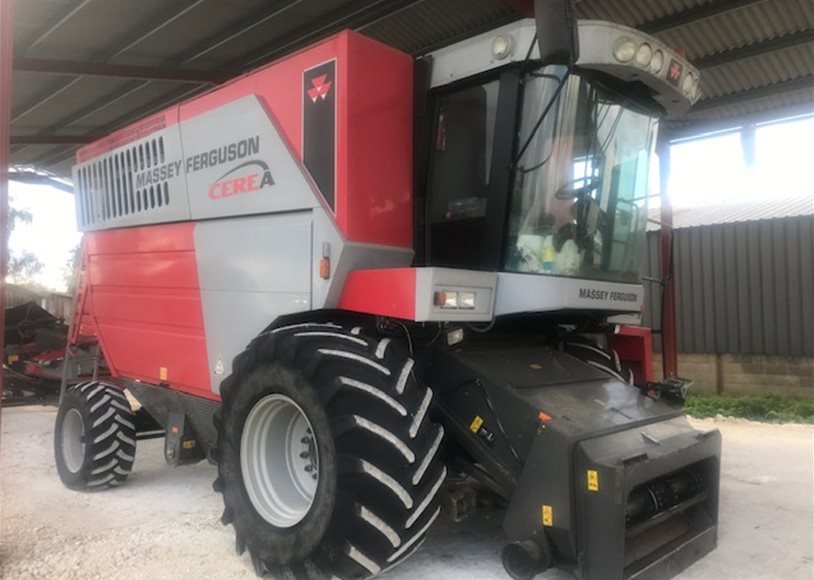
[641,0,769,35]
[13,57,230,84]
[695,29,814,69]
[692,75,814,112]
[10,135,96,145]
[26,84,203,168]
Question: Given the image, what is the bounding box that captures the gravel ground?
[1,406,811,580]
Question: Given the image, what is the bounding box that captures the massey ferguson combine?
[54,2,721,578]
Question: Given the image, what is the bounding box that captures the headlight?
[650,49,664,74]
[613,37,636,63]
[635,43,652,67]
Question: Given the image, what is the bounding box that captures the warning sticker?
[159,366,168,381]
[542,505,553,527]
[587,469,599,492]
[469,415,484,433]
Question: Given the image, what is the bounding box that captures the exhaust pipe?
[501,539,551,580]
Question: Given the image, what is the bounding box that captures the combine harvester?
[54,1,720,578]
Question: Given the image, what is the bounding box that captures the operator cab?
[419,20,698,287]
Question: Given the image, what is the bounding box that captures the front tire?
[214,323,446,579]
[54,381,137,490]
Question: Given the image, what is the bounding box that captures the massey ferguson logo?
[208,160,274,200]
[306,74,332,102]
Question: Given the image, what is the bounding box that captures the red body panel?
[338,268,417,320]
[85,223,215,400]
[609,325,654,387]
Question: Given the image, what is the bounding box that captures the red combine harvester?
[54,2,720,578]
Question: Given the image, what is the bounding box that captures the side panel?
[85,223,213,399]
[181,96,320,220]
[194,213,313,393]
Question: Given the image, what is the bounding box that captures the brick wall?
[652,354,814,398]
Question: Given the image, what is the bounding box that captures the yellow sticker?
[182,440,196,449]
[159,366,168,381]
[587,469,599,492]
[469,415,484,433]
[542,505,553,527]
[7,354,19,363]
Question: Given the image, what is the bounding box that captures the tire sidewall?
[221,363,338,565]
[54,388,93,490]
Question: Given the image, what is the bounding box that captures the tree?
[63,244,81,294]
[6,201,45,286]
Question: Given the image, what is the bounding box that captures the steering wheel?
[555,176,600,200]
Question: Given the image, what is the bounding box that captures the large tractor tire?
[214,322,447,579]
[563,334,634,384]
[54,381,137,490]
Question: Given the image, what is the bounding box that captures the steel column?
[0,0,15,416]
[658,137,678,379]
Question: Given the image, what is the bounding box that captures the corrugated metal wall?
[643,215,814,357]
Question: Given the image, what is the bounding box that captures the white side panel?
[494,273,643,316]
[194,213,313,393]
[181,95,320,220]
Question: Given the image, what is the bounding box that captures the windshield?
[505,67,658,283]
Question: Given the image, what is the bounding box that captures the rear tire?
[214,322,446,579]
[54,381,137,490]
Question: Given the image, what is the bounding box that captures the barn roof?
[8,0,814,179]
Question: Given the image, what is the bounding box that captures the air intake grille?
[75,136,171,228]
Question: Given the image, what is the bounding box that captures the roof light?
[650,49,664,74]
[682,73,695,96]
[635,43,652,67]
[491,34,514,60]
[613,37,636,63]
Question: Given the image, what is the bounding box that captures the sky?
[9,180,82,292]
[7,115,813,293]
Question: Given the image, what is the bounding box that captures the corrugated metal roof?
[7,0,814,177]
[648,195,814,230]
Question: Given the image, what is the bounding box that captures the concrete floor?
[1,406,811,580]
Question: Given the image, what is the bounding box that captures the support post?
[0,0,15,418]
[658,135,679,379]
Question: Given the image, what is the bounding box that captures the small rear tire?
[54,381,137,490]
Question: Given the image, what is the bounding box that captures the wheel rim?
[240,394,319,528]
[62,408,85,473]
